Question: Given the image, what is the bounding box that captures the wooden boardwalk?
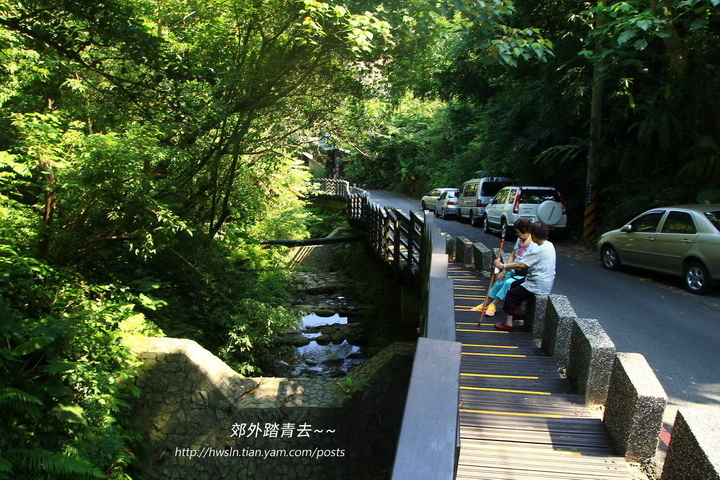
[450,263,636,480]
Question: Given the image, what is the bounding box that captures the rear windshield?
[519,189,561,204]
[705,211,720,232]
[480,181,512,196]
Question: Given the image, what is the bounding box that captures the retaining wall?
[130,337,414,479]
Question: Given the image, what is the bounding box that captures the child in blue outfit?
[471,218,533,317]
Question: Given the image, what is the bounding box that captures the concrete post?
[567,318,616,406]
[472,242,493,273]
[661,409,720,480]
[603,353,667,463]
[524,294,549,339]
[445,233,454,259]
[454,236,474,265]
[540,294,577,367]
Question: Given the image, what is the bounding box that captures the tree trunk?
[38,164,58,259]
[584,5,608,240]
[584,60,603,240]
[649,0,688,78]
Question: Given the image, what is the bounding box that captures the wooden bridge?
[450,263,636,480]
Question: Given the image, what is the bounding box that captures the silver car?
[421,188,457,211]
[597,205,720,294]
[434,189,460,219]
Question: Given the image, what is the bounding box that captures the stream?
[270,293,370,378]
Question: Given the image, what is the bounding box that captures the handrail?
[313,178,427,283]
[312,178,461,478]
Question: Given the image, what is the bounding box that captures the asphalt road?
[365,189,720,426]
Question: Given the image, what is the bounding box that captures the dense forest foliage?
[338,0,720,235]
[1,0,719,478]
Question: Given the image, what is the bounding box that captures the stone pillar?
[454,236,474,265]
[661,409,720,480]
[524,294,549,339]
[472,241,493,273]
[444,233,454,259]
[540,294,577,367]
[566,318,615,405]
[603,353,667,463]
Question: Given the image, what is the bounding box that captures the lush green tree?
[342,0,720,233]
[1,1,398,477]
[581,0,720,215]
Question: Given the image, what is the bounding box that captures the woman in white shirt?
[491,222,556,331]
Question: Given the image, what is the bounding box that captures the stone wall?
[130,337,414,479]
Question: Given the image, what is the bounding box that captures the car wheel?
[483,215,491,234]
[500,220,511,240]
[600,244,620,271]
[421,201,427,210]
[683,260,712,295]
[438,207,444,219]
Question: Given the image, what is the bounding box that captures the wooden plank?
[451,263,634,480]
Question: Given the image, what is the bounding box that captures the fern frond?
[0,456,11,473]
[11,448,103,479]
[0,387,43,410]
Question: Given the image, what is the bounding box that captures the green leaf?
[633,39,648,51]
[18,448,103,477]
[0,387,43,409]
[38,361,75,374]
[617,29,636,45]
[636,19,652,31]
[626,91,636,109]
[12,335,55,356]
[52,404,86,424]
[690,17,708,31]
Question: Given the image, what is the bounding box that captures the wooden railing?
[312,178,461,479]
[314,178,426,284]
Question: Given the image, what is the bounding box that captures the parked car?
[457,177,513,226]
[483,186,567,239]
[597,205,720,294]
[434,189,460,219]
[421,187,457,211]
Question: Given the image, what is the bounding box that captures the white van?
[457,177,513,226]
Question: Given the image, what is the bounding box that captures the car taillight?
[513,190,521,214]
[560,195,567,214]
[447,200,456,206]
[476,202,487,207]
